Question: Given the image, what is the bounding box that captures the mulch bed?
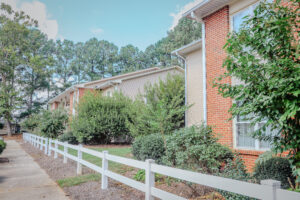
[20,140,221,200]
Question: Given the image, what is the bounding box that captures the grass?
[57,173,101,187]
[57,145,134,187]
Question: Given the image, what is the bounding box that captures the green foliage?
[133,169,146,182]
[133,169,164,182]
[38,109,68,138]
[58,131,78,145]
[126,74,186,138]
[21,113,40,131]
[253,157,294,189]
[145,17,202,67]
[71,91,132,144]
[163,124,233,174]
[217,156,251,200]
[132,134,165,163]
[215,0,300,181]
[255,151,275,165]
[0,3,38,135]
[0,140,6,154]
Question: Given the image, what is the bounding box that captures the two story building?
[173,0,276,170]
[49,66,183,116]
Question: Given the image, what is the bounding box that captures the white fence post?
[145,159,155,200]
[101,151,108,189]
[40,137,43,150]
[54,140,58,159]
[48,139,52,156]
[261,179,281,200]
[44,138,48,155]
[77,144,83,175]
[63,142,68,163]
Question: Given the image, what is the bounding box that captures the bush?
[218,156,251,200]
[58,131,78,145]
[0,140,6,154]
[126,74,187,138]
[71,91,132,144]
[21,113,40,131]
[39,109,68,138]
[132,134,165,163]
[253,157,294,189]
[163,124,233,174]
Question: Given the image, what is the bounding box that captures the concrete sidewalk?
[0,140,69,200]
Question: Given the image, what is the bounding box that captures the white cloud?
[91,27,103,35]
[169,0,203,30]
[1,0,58,40]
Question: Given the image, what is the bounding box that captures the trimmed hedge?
[132,134,165,163]
[253,157,294,189]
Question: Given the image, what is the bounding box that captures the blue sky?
[4,0,200,50]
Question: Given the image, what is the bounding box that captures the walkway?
[0,140,69,200]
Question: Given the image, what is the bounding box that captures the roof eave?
[171,39,202,57]
[182,0,232,20]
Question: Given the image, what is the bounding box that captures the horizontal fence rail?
[23,133,300,200]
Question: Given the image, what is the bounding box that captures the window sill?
[234,148,266,156]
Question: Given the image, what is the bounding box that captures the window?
[235,112,273,150]
[106,91,112,97]
[232,2,259,32]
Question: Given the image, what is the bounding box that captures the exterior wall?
[186,48,204,126]
[203,6,233,148]
[54,102,60,109]
[115,69,182,100]
[69,91,74,116]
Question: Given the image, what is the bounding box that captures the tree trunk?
[6,119,12,137]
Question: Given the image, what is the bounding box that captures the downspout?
[201,22,207,125]
[175,52,188,127]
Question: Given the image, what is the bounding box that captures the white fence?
[23,133,300,200]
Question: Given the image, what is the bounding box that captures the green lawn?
[57,145,134,187]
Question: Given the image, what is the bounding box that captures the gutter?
[201,22,207,124]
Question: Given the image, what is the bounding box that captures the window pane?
[237,123,255,148]
[233,8,251,32]
[258,123,272,149]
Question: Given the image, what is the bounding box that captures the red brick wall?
[204,6,233,148]
[69,91,74,116]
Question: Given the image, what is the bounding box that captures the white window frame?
[233,116,271,151]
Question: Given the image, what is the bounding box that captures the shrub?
[21,113,40,131]
[126,74,187,138]
[0,140,6,154]
[71,91,132,144]
[39,109,68,138]
[253,157,294,189]
[255,151,275,165]
[58,131,78,145]
[132,134,165,163]
[163,124,233,174]
[218,156,251,200]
